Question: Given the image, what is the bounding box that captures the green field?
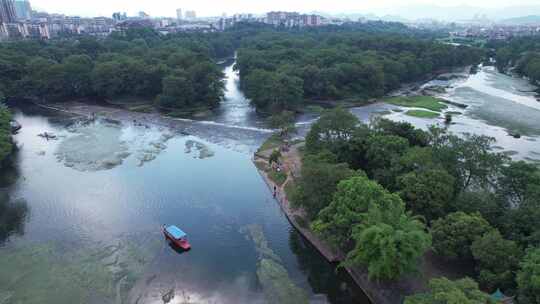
[385,96,448,112]
[405,110,441,118]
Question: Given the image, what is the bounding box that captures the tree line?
[235,29,484,113]
[0,28,235,111]
[0,93,12,167]
[490,36,540,84]
[289,108,540,302]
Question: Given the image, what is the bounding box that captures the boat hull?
[163,229,191,250]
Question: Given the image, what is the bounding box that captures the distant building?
[13,0,31,20]
[0,0,17,23]
[266,11,323,28]
[176,8,182,21]
[112,12,127,22]
[216,13,258,31]
[184,10,196,20]
[138,11,149,19]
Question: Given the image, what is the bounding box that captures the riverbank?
[253,136,469,304]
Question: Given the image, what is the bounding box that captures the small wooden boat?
[10,120,21,133]
[162,225,191,250]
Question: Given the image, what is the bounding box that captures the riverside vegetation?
[286,108,540,302]
[0,22,530,303]
[491,35,540,84]
[0,28,233,114]
[0,23,483,117]
[236,26,483,113]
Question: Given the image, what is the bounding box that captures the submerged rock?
[509,132,522,139]
[241,224,309,304]
[185,140,214,159]
[257,259,309,304]
[55,121,130,171]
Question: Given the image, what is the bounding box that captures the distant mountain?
[500,15,540,25]
[327,5,540,23]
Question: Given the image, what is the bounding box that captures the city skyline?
[28,0,540,19]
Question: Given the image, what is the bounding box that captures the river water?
[349,65,540,163]
[0,61,368,304]
[1,61,539,304]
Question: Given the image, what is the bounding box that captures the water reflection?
[0,104,366,303]
[0,192,28,245]
[289,231,370,304]
[0,150,28,245]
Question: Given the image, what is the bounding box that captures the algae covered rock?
[257,258,309,304]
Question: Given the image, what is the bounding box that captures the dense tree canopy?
[490,36,540,83]
[294,109,538,289]
[0,104,13,166]
[345,183,431,280]
[517,248,540,304]
[305,107,359,154]
[404,277,492,304]
[293,151,358,219]
[471,230,522,292]
[236,29,483,112]
[398,169,455,222]
[0,29,230,111]
[312,174,381,249]
[432,212,493,261]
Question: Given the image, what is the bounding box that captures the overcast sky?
[30,0,540,18]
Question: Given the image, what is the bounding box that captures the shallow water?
[0,61,368,304]
[349,66,540,163]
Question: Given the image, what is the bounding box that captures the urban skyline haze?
[29,0,540,19]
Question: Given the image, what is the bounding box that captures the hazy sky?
[30,0,540,18]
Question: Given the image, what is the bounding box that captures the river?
[0,60,368,304]
[1,60,539,304]
[349,65,540,163]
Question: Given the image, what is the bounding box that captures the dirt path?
[253,143,344,263]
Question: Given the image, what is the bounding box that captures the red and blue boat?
[162,225,191,250]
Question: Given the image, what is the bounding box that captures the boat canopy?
[166,225,187,239]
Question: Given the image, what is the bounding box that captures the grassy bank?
[405,110,441,118]
[385,96,448,112]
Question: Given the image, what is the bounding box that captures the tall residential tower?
[13,0,31,20]
[0,0,17,23]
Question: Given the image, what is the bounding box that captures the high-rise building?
[13,0,31,20]
[0,0,17,23]
[184,10,196,20]
[138,11,149,19]
[176,8,182,21]
[112,12,127,22]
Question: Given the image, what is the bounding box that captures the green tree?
[430,130,506,192]
[432,212,493,260]
[397,169,455,222]
[497,161,540,207]
[244,70,303,113]
[293,151,357,219]
[268,111,297,139]
[156,69,194,108]
[312,174,375,249]
[471,230,522,291]
[188,61,225,108]
[517,247,540,304]
[62,55,94,98]
[365,134,409,188]
[404,277,492,304]
[346,191,431,280]
[305,107,359,153]
[0,103,13,165]
[269,149,281,165]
